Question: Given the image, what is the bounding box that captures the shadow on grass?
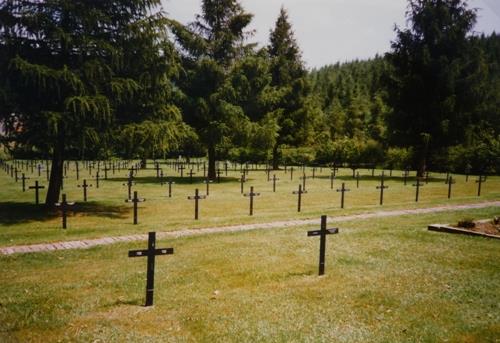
[106,176,240,185]
[0,201,128,224]
[314,174,447,183]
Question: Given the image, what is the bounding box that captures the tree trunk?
[272,144,280,170]
[45,133,64,208]
[208,144,216,180]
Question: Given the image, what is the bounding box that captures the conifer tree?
[386,0,485,176]
[0,0,183,206]
[268,7,311,169]
[168,0,253,180]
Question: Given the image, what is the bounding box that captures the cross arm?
[307,228,339,236]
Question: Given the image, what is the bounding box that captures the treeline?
[0,0,499,206]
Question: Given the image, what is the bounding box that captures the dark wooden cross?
[155,163,161,178]
[203,178,213,196]
[336,182,350,209]
[476,175,486,196]
[75,161,80,180]
[300,173,307,191]
[28,181,45,205]
[188,189,206,220]
[55,194,75,229]
[307,215,339,276]
[78,179,92,202]
[128,232,174,307]
[312,167,316,179]
[290,167,294,181]
[266,168,271,182]
[167,179,175,198]
[93,171,100,189]
[123,175,134,200]
[403,169,409,186]
[293,184,307,212]
[376,172,389,205]
[272,174,279,192]
[21,173,29,192]
[126,191,145,225]
[188,169,196,184]
[14,168,19,182]
[356,172,360,188]
[217,169,222,183]
[178,164,185,178]
[37,164,42,177]
[103,165,111,180]
[425,171,430,184]
[224,162,228,176]
[412,178,424,202]
[243,186,261,216]
[240,174,246,194]
[45,164,50,181]
[447,176,456,199]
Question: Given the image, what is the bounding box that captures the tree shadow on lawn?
[106,176,240,185]
[0,201,128,225]
[314,174,447,183]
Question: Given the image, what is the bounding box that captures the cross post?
[188,189,206,220]
[272,174,279,192]
[78,179,92,202]
[243,186,261,216]
[376,172,389,205]
[28,181,45,205]
[476,175,486,196]
[336,182,350,209]
[447,176,456,199]
[413,178,424,202]
[292,184,307,212]
[203,178,213,196]
[356,172,360,188]
[167,179,175,198]
[307,215,339,276]
[330,172,335,189]
[240,174,246,194]
[188,169,196,184]
[55,194,76,229]
[126,191,145,225]
[128,232,174,307]
[21,173,29,192]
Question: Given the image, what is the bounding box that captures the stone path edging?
[1,201,499,255]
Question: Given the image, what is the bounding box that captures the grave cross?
[403,169,409,186]
[243,186,261,216]
[75,162,80,180]
[292,184,307,212]
[266,168,271,182]
[28,181,45,205]
[312,167,316,179]
[78,179,92,202]
[167,179,175,198]
[216,169,222,183]
[376,172,389,205]
[126,191,145,225]
[178,164,185,178]
[155,163,161,178]
[290,167,294,181]
[475,175,486,197]
[444,171,450,184]
[55,194,76,229]
[188,189,206,220]
[14,168,19,182]
[203,178,213,196]
[272,174,279,192]
[37,164,42,177]
[21,173,30,192]
[330,172,335,189]
[188,169,196,184]
[128,232,174,307]
[307,215,339,276]
[93,171,100,189]
[123,175,135,200]
[356,172,360,188]
[103,165,111,180]
[336,182,350,209]
[300,173,307,191]
[447,176,456,199]
[412,178,424,202]
[240,174,246,194]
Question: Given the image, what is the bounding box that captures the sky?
[161,0,500,69]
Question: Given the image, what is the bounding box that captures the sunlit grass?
[0,160,498,246]
[0,207,498,342]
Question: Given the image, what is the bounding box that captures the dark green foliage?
[385,0,490,175]
[0,0,185,205]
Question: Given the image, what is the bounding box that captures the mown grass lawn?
[1,207,499,342]
[0,160,499,246]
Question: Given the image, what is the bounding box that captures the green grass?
[0,207,499,342]
[0,160,499,246]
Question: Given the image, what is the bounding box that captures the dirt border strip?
[1,201,499,255]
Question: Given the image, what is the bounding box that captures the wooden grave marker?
[55,194,75,229]
[126,191,145,225]
[188,189,206,220]
[243,186,261,216]
[307,215,339,275]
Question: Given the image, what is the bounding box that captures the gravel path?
[1,201,499,255]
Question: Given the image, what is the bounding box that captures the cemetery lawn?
[1,207,499,342]
[0,163,499,246]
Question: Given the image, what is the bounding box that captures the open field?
[0,160,499,246]
[1,207,499,342]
